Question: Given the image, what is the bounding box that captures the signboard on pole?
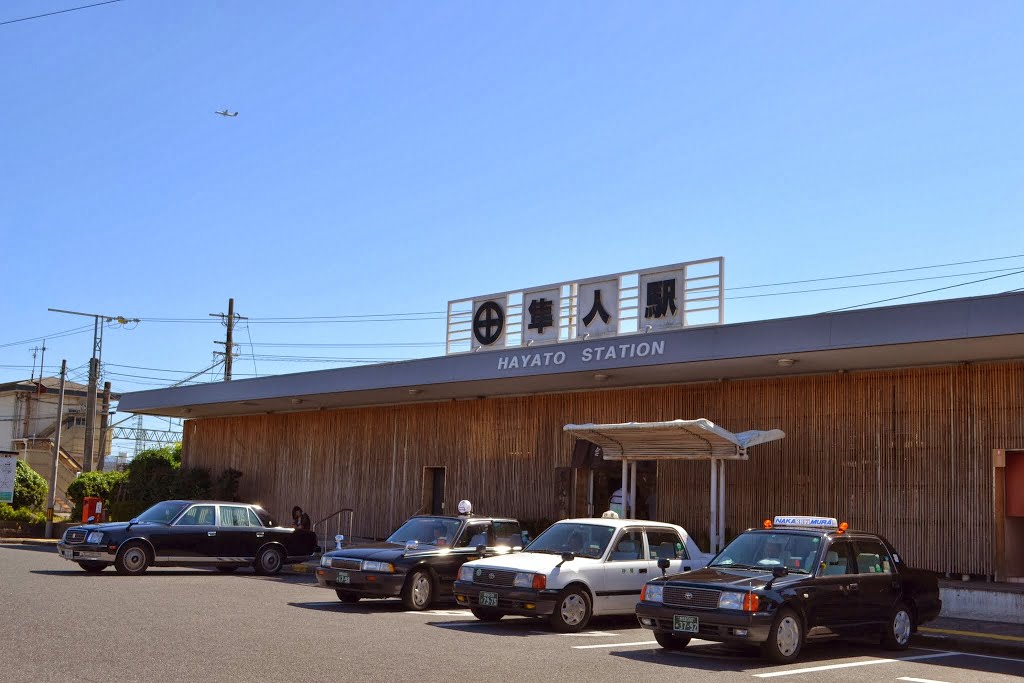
[0,457,16,504]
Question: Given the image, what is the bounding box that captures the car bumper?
[315,567,405,597]
[453,581,560,616]
[56,542,114,563]
[635,602,774,643]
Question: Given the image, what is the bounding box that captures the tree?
[13,460,47,511]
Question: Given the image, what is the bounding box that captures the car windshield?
[525,522,615,559]
[386,517,462,547]
[710,531,819,574]
[135,501,190,524]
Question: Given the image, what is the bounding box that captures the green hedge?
[66,470,127,521]
[0,503,47,524]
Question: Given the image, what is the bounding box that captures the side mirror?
[87,516,95,524]
[475,544,487,555]
[128,518,138,524]
[560,552,575,564]
[772,566,789,578]
[657,557,670,575]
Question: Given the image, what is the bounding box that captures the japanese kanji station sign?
[446,258,724,354]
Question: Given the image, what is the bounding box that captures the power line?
[729,253,1024,291]
[826,268,1024,313]
[727,266,1024,300]
[0,0,125,27]
[0,324,93,348]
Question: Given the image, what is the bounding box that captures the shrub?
[125,446,180,506]
[13,460,47,511]
[213,468,242,501]
[172,466,212,500]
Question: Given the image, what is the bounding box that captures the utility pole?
[45,360,67,539]
[47,308,139,472]
[210,298,247,381]
[97,381,112,472]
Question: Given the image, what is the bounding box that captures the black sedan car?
[635,515,941,663]
[56,500,317,575]
[315,512,524,610]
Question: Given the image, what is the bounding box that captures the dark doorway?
[570,440,657,519]
[423,467,446,515]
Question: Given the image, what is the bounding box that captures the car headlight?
[459,565,475,582]
[513,572,534,588]
[361,560,395,573]
[85,531,104,544]
[718,592,743,610]
[320,555,333,568]
[642,584,664,603]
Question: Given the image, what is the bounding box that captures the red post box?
[82,496,105,524]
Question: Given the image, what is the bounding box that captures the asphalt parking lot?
[3,544,1022,683]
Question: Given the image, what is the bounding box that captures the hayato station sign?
[496,340,666,371]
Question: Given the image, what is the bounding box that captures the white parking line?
[573,640,659,649]
[561,631,620,637]
[897,677,950,683]
[752,651,959,677]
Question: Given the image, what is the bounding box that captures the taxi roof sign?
[772,516,839,529]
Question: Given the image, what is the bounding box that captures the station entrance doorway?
[570,440,657,520]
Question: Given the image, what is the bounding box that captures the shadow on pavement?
[1,543,62,554]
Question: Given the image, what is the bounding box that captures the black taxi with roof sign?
[634,515,941,663]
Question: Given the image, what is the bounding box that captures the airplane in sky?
[215,109,238,117]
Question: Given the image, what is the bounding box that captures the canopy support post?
[621,458,628,517]
[630,460,638,520]
[719,459,726,551]
[710,457,718,553]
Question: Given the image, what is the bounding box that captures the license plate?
[60,549,73,559]
[479,591,498,607]
[336,572,350,584]
[673,615,699,633]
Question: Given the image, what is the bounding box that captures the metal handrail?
[312,508,354,554]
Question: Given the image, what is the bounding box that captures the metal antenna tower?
[133,414,145,456]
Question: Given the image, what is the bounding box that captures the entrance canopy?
[563,418,784,461]
[563,419,785,554]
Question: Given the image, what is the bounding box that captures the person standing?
[292,506,311,531]
[609,484,633,518]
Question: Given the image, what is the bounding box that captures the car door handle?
[683,566,691,571]
[208,531,217,537]
[846,583,859,591]
[639,568,648,574]
[256,532,264,538]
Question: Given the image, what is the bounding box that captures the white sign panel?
[576,278,618,339]
[0,457,16,504]
[470,296,508,351]
[639,268,684,332]
[522,287,560,345]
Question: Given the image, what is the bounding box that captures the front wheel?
[654,631,691,650]
[881,602,913,650]
[254,546,284,575]
[401,570,435,610]
[335,590,361,603]
[78,561,107,573]
[114,542,150,576]
[470,607,505,622]
[761,607,803,663]
[549,586,592,633]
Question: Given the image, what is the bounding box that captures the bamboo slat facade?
[181,360,1024,576]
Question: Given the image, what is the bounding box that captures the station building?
[118,291,1024,580]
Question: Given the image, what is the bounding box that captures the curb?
[913,629,1024,660]
[0,538,59,546]
[286,563,318,574]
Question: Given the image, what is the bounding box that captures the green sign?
[0,457,16,504]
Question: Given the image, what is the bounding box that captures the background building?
[0,378,119,512]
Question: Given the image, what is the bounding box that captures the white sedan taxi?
[453,517,711,631]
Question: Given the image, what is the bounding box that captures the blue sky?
[1,2,1022,444]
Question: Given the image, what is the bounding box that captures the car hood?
[661,566,805,590]
[67,521,162,534]
[463,551,601,574]
[323,541,446,562]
